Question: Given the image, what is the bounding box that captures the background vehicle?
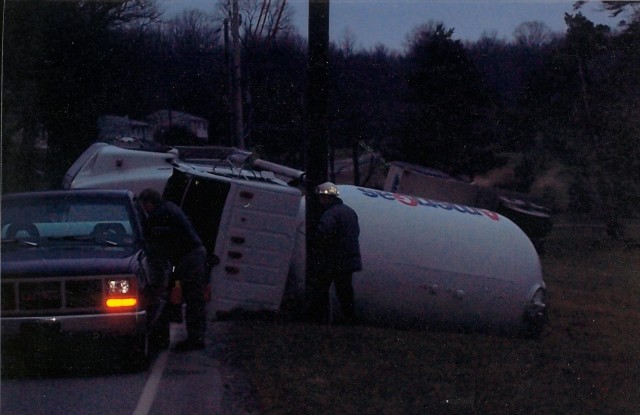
[1,189,168,368]
[384,161,553,253]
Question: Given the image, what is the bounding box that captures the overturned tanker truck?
[63,143,548,337]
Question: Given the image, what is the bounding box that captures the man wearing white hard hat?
[308,182,362,323]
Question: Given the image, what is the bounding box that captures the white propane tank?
[334,185,546,335]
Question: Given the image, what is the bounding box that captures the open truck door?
[163,168,303,315]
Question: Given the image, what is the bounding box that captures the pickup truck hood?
[1,247,140,277]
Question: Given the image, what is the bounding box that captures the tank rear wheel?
[522,288,547,339]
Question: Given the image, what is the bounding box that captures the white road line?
[132,350,170,415]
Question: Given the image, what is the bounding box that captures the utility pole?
[231,0,245,149]
[305,0,330,308]
[223,18,234,148]
[306,0,330,189]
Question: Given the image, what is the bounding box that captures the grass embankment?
[221,219,640,415]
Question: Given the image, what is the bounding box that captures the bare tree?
[41,0,161,185]
[215,0,296,148]
[80,0,160,29]
[218,0,294,46]
[165,10,221,53]
[513,21,553,48]
[338,27,358,57]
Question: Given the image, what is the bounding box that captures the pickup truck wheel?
[121,333,149,371]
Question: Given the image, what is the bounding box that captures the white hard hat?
[315,182,339,196]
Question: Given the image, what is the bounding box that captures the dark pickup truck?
[1,189,169,367]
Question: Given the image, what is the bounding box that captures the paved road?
[1,319,259,415]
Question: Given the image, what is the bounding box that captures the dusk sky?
[159,0,620,51]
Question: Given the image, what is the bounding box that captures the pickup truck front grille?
[19,281,62,310]
[2,278,103,315]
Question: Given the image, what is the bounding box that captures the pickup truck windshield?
[1,196,135,246]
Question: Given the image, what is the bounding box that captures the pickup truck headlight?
[108,279,132,294]
[105,277,138,309]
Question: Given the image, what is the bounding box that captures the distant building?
[97,115,151,142]
[146,110,209,142]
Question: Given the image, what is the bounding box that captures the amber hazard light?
[106,298,137,308]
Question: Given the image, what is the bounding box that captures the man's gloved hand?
[148,283,168,300]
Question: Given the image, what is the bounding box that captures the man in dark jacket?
[138,188,208,351]
[309,182,362,323]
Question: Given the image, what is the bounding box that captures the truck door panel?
[212,182,302,313]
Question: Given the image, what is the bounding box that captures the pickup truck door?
[211,181,303,314]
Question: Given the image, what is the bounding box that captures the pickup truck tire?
[121,332,149,371]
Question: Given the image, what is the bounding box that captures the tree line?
[3,0,639,220]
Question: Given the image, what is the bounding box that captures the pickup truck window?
[2,197,135,246]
